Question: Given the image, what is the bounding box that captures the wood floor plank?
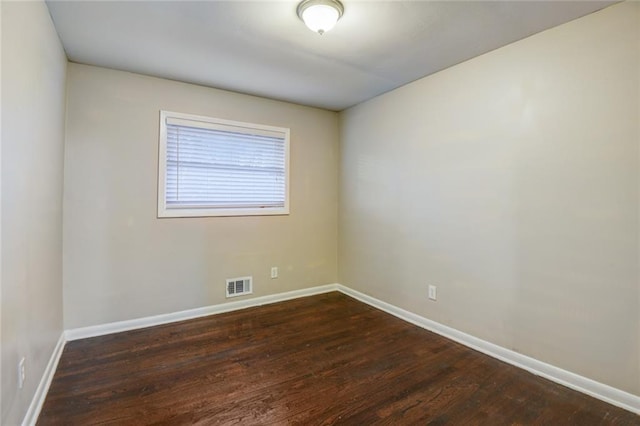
[38,292,639,425]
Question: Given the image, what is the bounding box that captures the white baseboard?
[33,283,639,424]
[21,333,66,426]
[336,284,640,415]
[65,284,339,341]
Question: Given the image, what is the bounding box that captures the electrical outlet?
[270,266,278,279]
[428,285,437,301]
[18,357,25,389]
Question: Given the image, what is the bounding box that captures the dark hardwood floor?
[39,292,638,425]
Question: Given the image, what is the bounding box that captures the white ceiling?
[46,1,614,111]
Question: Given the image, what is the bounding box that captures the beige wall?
[339,1,640,396]
[63,64,339,329]
[1,1,67,424]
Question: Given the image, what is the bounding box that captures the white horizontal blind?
[163,116,287,211]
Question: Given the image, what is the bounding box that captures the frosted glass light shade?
[297,0,344,35]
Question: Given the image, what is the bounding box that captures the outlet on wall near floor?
[271,266,278,279]
[428,285,437,301]
[18,357,25,389]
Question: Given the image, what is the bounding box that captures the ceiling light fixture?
[297,0,344,35]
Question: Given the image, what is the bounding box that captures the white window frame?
[157,110,290,218]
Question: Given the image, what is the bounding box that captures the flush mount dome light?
[297,0,344,35]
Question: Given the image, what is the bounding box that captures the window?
[158,111,289,217]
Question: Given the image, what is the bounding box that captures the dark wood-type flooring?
[39,292,638,425]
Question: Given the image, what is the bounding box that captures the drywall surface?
[339,2,639,395]
[64,64,339,329]
[1,1,67,423]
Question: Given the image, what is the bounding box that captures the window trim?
[157,110,290,218]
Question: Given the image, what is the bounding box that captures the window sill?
[157,206,290,218]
